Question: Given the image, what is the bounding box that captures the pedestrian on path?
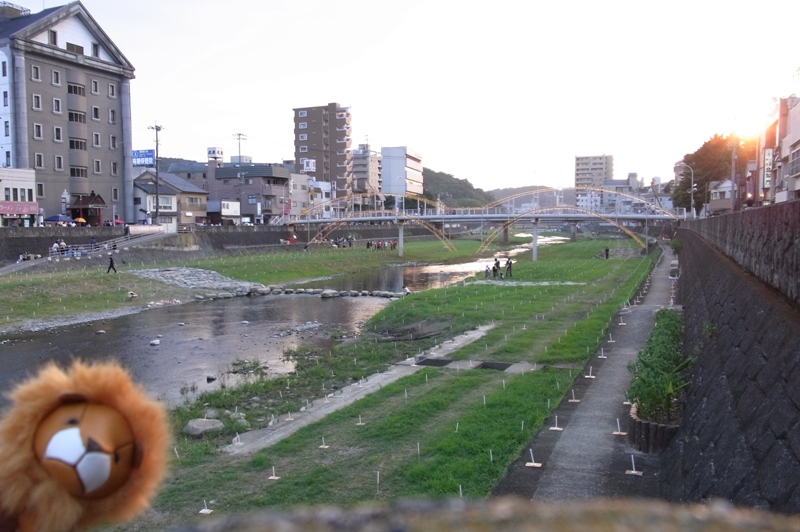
[107,255,117,273]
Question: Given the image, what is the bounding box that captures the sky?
[30,0,800,191]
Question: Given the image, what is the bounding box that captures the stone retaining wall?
[659,228,800,512]
[682,200,800,307]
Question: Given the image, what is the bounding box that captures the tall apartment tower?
[292,102,353,199]
[0,2,135,223]
[574,155,613,209]
[351,143,382,210]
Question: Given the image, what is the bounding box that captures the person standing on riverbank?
[107,255,117,273]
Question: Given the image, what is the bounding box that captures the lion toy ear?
[0,361,171,532]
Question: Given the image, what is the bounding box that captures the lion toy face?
[33,400,139,499]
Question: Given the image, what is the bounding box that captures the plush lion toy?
[0,361,171,532]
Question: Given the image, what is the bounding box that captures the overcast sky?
[32,0,800,190]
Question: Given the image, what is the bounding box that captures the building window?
[31,65,41,81]
[52,98,62,114]
[33,123,43,139]
[66,42,84,55]
[248,195,257,204]
[68,111,86,123]
[34,153,44,168]
[1,62,6,77]
[67,83,85,96]
[108,83,116,98]
[112,187,119,201]
[299,122,307,129]
[5,152,9,166]
[111,162,119,176]
[92,132,101,147]
[37,183,44,196]
[91,80,99,94]
[52,70,61,85]
[3,121,7,137]
[69,138,87,150]
[92,43,100,57]
[789,148,800,178]
[108,109,116,124]
[53,126,63,142]
[109,135,117,149]
[93,160,101,174]
[299,134,307,141]
[54,155,64,171]
[91,106,100,120]
[70,167,87,178]
[48,30,57,46]
[32,94,42,110]
[298,110,307,117]
[300,146,308,153]
[2,91,6,106]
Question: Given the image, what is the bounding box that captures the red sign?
[0,201,38,215]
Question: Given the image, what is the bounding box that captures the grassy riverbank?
[99,237,658,531]
[0,239,490,334]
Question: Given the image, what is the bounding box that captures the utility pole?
[233,132,247,162]
[148,123,163,224]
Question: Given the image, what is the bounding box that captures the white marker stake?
[455,422,459,433]
[320,437,329,449]
[525,448,542,468]
[174,446,180,459]
[268,466,280,480]
[521,420,525,432]
[569,389,580,403]
[549,415,563,431]
[417,442,421,460]
[490,450,493,462]
[619,316,626,326]
[199,500,213,515]
[286,411,294,421]
[459,485,463,498]
[608,333,616,343]
[599,347,607,359]
[483,395,486,407]
[585,366,596,379]
[377,471,380,494]
[613,418,627,436]
[626,454,643,476]
[357,415,365,426]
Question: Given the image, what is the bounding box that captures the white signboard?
[764,149,773,188]
[303,159,316,173]
[221,201,240,216]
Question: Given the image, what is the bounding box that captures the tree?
[673,134,757,216]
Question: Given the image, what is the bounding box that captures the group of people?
[366,240,398,250]
[485,257,513,279]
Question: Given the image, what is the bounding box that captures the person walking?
[107,255,117,273]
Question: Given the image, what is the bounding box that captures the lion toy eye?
[34,402,137,499]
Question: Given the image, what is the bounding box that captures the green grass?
[17,235,659,531]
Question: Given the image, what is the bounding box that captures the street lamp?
[676,162,695,219]
[148,123,163,224]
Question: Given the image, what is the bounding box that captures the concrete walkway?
[494,245,678,500]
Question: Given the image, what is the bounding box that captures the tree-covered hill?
[421,168,495,207]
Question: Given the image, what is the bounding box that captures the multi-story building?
[133,169,208,230]
[574,155,613,209]
[351,143,383,210]
[0,166,36,225]
[292,102,353,200]
[761,96,800,204]
[380,147,422,208]
[0,2,134,225]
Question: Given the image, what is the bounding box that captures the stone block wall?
[683,200,800,307]
[660,229,800,512]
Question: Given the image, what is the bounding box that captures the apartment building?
[574,154,613,209]
[380,146,423,202]
[351,143,383,210]
[292,102,353,199]
[0,2,134,224]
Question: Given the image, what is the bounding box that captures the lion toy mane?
[0,361,171,532]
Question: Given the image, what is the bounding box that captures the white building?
[1,167,37,226]
[380,146,422,199]
[574,155,613,208]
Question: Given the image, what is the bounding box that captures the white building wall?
[380,146,422,195]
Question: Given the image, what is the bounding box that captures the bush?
[626,309,690,423]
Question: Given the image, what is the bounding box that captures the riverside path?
[494,244,676,500]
